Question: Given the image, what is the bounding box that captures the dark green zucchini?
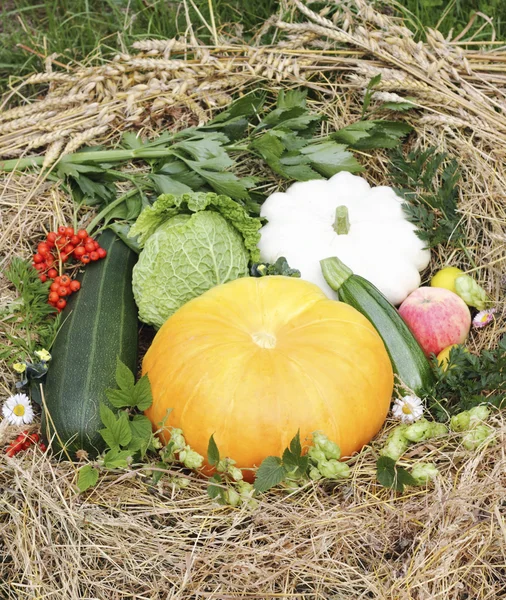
[42,229,138,458]
[321,256,434,395]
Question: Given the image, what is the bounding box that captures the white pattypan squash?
[258,171,430,305]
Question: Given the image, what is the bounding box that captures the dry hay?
[1,0,506,598]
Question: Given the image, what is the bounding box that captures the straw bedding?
[1,1,505,598]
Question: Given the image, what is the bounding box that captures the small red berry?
[73,246,86,258]
[47,232,57,243]
[58,225,67,235]
[89,251,99,261]
[81,255,91,264]
[70,235,80,246]
[77,229,88,240]
[93,241,99,250]
[65,227,74,238]
[39,443,47,452]
[37,243,51,256]
[48,292,59,303]
[48,269,58,279]
[33,253,44,263]
[60,275,71,287]
[84,241,95,253]
[69,280,81,292]
[35,263,46,272]
[55,237,67,249]
[54,276,62,284]
[39,274,47,283]
[57,286,68,297]
[97,248,107,259]
[56,298,67,310]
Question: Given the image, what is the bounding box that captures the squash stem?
[333,205,350,235]
[320,256,353,291]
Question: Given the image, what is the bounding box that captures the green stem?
[320,257,353,292]
[0,147,175,173]
[86,189,140,235]
[458,239,478,270]
[333,205,350,235]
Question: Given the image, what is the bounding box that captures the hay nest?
[1,1,505,598]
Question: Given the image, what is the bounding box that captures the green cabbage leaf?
[130,192,261,328]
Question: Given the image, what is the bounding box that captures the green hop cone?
[318,459,350,479]
[411,462,439,485]
[450,411,471,432]
[404,418,431,442]
[309,467,322,481]
[455,275,488,310]
[180,447,204,469]
[312,431,341,460]
[462,425,495,450]
[170,428,186,452]
[469,405,491,426]
[229,466,244,482]
[236,481,254,495]
[224,488,241,507]
[380,425,410,461]
[308,446,326,463]
[426,422,448,438]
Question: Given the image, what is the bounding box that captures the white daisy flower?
[391,395,424,424]
[1,393,34,426]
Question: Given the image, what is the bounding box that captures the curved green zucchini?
[321,257,434,395]
[42,229,138,458]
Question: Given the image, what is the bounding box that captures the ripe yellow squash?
[143,276,393,471]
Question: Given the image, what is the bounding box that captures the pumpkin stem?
[333,205,350,235]
[320,256,353,292]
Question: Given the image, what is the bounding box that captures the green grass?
[0,0,504,87]
[0,0,279,85]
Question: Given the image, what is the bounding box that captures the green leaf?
[289,430,302,458]
[362,73,382,117]
[376,456,417,492]
[379,99,416,112]
[300,141,363,176]
[99,409,132,449]
[99,403,117,430]
[77,464,99,492]
[207,473,226,501]
[254,456,286,492]
[103,448,132,469]
[115,357,135,391]
[105,388,134,409]
[132,374,153,411]
[282,448,300,474]
[150,173,193,195]
[129,414,153,442]
[207,434,220,466]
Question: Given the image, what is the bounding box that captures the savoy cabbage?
[130,192,261,328]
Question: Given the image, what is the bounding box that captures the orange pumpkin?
[143,276,393,472]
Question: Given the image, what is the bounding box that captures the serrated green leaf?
[301,142,363,176]
[103,448,132,469]
[105,388,134,408]
[115,357,135,391]
[133,374,153,411]
[282,448,299,474]
[379,100,415,111]
[362,73,382,116]
[77,464,99,492]
[99,410,132,449]
[207,473,226,501]
[377,456,417,492]
[289,430,302,458]
[129,414,153,441]
[254,456,286,493]
[99,403,117,430]
[207,434,220,466]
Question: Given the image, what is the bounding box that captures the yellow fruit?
[143,276,394,475]
[437,344,468,371]
[430,267,465,294]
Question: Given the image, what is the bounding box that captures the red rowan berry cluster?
[32,226,107,311]
[5,431,46,457]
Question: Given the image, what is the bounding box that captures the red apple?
[398,286,471,357]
